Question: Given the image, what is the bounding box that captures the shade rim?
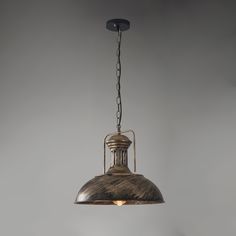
[74,199,165,205]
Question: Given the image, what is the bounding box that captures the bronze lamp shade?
[75,173,164,205]
[75,132,164,206]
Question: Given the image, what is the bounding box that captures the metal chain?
[115,27,122,132]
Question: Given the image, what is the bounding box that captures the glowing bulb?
[113,200,126,206]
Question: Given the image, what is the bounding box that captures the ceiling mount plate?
[106,19,130,32]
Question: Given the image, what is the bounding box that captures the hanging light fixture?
[74,19,164,206]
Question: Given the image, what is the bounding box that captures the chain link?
[115,28,122,132]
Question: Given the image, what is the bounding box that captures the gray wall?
[1,0,236,235]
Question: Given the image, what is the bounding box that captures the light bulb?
[113,200,126,206]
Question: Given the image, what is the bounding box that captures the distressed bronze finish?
[75,132,164,205]
[106,134,132,150]
[75,173,164,205]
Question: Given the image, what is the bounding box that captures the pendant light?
[74,19,164,206]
